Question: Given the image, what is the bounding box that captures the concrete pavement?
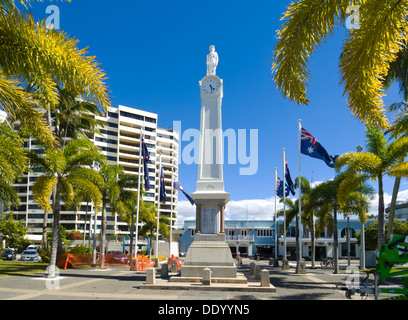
[0,258,381,301]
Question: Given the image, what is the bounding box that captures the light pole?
[90,161,100,267]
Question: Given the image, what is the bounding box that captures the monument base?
[181,233,237,278]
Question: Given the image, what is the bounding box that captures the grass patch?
[0,261,49,277]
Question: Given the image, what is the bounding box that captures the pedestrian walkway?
[0,259,365,301]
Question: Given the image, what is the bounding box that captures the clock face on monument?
[202,78,220,95]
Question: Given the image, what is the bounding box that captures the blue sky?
[30,1,405,225]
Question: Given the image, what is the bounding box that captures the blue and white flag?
[159,166,167,203]
[173,181,195,205]
[301,127,338,168]
[141,137,151,191]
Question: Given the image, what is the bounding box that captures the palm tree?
[311,173,373,274]
[381,45,408,240]
[335,126,408,249]
[138,202,170,258]
[111,171,140,264]
[53,88,105,147]
[0,6,110,146]
[0,122,27,209]
[29,138,105,277]
[98,164,144,268]
[271,0,408,130]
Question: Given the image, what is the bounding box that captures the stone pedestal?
[181,233,237,278]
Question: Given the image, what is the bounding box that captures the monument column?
[180,46,236,278]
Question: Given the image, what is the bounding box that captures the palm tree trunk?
[377,175,385,249]
[333,207,339,274]
[42,209,48,250]
[100,203,107,268]
[48,181,61,278]
[387,177,401,241]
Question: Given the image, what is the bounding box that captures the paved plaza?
[0,258,395,301]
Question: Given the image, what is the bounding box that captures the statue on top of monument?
[207,45,219,76]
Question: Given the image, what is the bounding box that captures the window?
[257,229,272,237]
[120,111,144,121]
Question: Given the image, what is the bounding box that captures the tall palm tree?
[29,138,105,277]
[335,126,408,248]
[98,164,144,268]
[53,88,105,147]
[311,173,373,274]
[138,202,170,257]
[272,0,408,130]
[0,6,110,146]
[381,45,408,240]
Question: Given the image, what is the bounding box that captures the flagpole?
[135,126,143,262]
[274,167,278,261]
[298,119,303,260]
[282,148,287,261]
[170,170,174,257]
[156,154,162,259]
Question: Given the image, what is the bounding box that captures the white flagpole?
[298,119,303,260]
[135,124,144,260]
[274,167,278,260]
[156,154,162,259]
[169,170,174,257]
[282,148,287,260]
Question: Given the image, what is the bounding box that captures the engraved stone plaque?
[201,206,220,234]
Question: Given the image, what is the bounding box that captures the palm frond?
[32,175,57,212]
[272,0,350,105]
[339,0,408,129]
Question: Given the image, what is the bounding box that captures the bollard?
[250,262,256,276]
[297,259,306,274]
[202,268,211,286]
[282,259,290,270]
[171,260,178,273]
[255,265,262,280]
[161,263,169,278]
[146,268,156,284]
[260,269,270,287]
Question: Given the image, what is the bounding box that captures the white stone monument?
[181,46,236,278]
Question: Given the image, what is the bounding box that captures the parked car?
[1,249,16,260]
[106,251,128,264]
[20,250,41,262]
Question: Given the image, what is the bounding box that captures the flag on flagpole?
[300,127,338,168]
[173,181,195,205]
[159,166,167,203]
[276,177,289,198]
[141,137,151,190]
[284,157,296,196]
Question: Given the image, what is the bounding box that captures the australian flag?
[173,181,195,205]
[141,137,151,191]
[301,127,338,168]
[276,177,289,198]
[285,158,296,196]
[159,166,167,203]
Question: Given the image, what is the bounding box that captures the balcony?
[226,235,254,242]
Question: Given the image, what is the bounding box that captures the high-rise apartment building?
[6,105,179,243]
